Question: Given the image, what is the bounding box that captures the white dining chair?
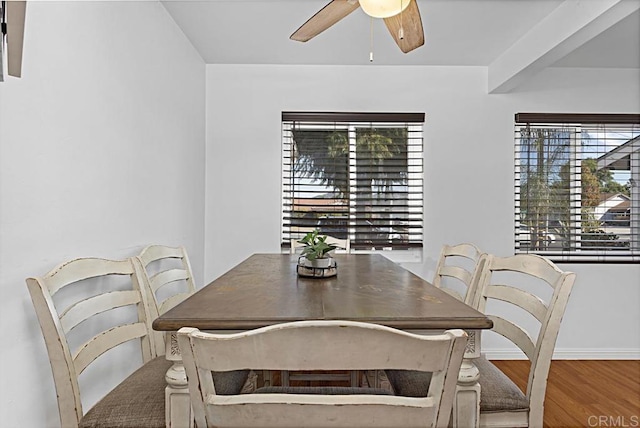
[386,253,576,428]
[135,244,250,389]
[472,254,576,428]
[385,243,485,394]
[431,243,486,305]
[178,320,468,428]
[26,257,169,428]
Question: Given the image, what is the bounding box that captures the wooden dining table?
[153,253,493,428]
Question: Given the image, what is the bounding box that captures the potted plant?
[297,229,337,268]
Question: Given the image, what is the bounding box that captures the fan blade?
[291,0,360,42]
[384,0,424,53]
[7,0,26,77]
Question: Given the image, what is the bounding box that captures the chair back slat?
[150,268,190,293]
[45,258,135,296]
[485,255,564,289]
[137,244,185,264]
[60,290,141,332]
[207,395,437,428]
[442,244,481,259]
[324,236,351,253]
[488,315,536,361]
[73,322,149,375]
[178,320,467,428]
[437,265,473,286]
[484,284,548,323]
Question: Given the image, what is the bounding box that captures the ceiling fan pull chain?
[399,0,405,40]
[369,16,374,62]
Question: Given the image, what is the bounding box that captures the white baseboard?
[483,348,640,360]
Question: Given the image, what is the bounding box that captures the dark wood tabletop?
[152,253,493,331]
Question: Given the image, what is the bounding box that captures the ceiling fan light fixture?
[359,0,410,19]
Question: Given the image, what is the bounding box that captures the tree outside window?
[515,114,639,262]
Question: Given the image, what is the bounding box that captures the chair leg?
[452,359,481,428]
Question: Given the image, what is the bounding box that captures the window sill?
[351,248,423,264]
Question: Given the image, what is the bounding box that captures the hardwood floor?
[273,361,639,427]
[492,360,640,428]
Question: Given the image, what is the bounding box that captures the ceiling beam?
[488,0,640,94]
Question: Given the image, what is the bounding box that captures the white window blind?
[515,113,640,263]
[282,112,424,251]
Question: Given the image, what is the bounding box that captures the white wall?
[205,64,640,358]
[0,2,205,426]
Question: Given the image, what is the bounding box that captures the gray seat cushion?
[476,356,529,413]
[385,356,529,413]
[80,356,171,428]
[255,386,392,395]
[213,369,252,395]
[80,356,250,428]
[385,369,432,397]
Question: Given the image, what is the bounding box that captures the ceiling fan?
[290,0,424,54]
[0,0,27,81]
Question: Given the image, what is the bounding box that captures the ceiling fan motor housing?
[359,0,410,19]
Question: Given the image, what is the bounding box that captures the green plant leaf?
[298,229,337,259]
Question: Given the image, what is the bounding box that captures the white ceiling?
[161,0,640,68]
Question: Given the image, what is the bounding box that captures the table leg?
[165,332,193,428]
[452,330,481,428]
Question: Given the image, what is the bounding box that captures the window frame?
[514,113,640,263]
[281,111,424,256]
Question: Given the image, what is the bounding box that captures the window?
[515,113,640,262]
[282,112,424,251]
